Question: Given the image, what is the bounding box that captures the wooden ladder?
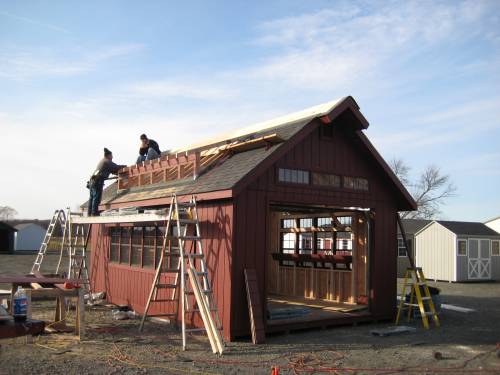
[139,194,224,355]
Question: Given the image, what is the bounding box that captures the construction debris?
[441,303,476,313]
[370,326,416,337]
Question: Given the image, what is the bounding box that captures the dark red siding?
[231,122,398,337]
[90,200,234,341]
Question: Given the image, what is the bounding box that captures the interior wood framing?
[266,207,370,311]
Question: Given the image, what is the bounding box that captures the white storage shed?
[14,223,46,252]
[415,221,500,282]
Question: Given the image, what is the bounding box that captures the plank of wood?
[187,267,224,354]
[244,269,266,344]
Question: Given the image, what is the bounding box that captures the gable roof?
[14,223,46,231]
[436,220,500,237]
[0,221,17,232]
[398,219,431,235]
[92,96,415,210]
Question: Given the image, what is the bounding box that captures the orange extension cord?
[151,346,500,375]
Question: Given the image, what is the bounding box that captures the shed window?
[299,218,313,228]
[398,238,406,257]
[317,217,332,227]
[312,172,341,188]
[492,241,500,256]
[120,228,131,264]
[457,240,467,256]
[278,168,309,184]
[281,219,295,229]
[110,228,120,263]
[131,227,143,266]
[143,227,155,268]
[354,178,369,191]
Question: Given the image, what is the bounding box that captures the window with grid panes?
[110,228,120,262]
[143,227,155,268]
[120,227,131,264]
[131,227,143,266]
[317,217,332,227]
[492,241,500,256]
[155,227,165,268]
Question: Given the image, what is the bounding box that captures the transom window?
[278,168,310,184]
[312,172,341,188]
[457,240,467,256]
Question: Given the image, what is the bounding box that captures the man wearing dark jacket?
[136,134,161,164]
[88,148,126,216]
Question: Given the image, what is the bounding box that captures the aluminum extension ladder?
[31,209,67,274]
[31,209,92,295]
[139,194,224,355]
[395,267,440,329]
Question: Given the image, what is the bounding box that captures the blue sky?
[0,0,499,221]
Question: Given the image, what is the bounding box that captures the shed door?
[468,239,491,280]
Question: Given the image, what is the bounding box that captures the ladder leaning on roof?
[139,194,224,355]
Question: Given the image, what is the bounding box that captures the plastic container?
[13,286,28,321]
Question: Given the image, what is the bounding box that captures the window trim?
[397,237,406,257]
[491,240,500,256]
[277,167,310,185]
[457,239,468,256]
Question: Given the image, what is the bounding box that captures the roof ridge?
[170,97,345,155]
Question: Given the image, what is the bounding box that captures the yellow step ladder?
[396,267,440,329]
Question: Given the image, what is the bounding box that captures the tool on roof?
[395,215,440,329]
[139,194,224,355]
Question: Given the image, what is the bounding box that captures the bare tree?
[0,206,18,220]
[389,159,456,219]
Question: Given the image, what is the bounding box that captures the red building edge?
[87,96,416,341]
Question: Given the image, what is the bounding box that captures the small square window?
[281,219,295,229]
[492,241,500,256]
[458,240,467,256]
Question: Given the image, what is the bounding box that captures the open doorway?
[266,204,371,328]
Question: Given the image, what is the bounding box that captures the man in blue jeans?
[136,134,161,164]
[88,148,126,216]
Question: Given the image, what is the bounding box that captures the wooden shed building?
[88,96,416,341]
[415,220,500,282]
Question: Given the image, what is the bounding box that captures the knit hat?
[104,148,112,156]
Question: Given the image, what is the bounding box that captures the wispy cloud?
[0,44,143,80]
[125,79,237,101]
[248,1,493,90]
[0,10,70,34]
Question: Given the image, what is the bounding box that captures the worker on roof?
[136,134,161,164]
[87,148,126,217]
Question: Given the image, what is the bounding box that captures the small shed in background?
[415,221,500,282]
[0,222,17,253]
[14,223,46,252]
[397,219,430,277]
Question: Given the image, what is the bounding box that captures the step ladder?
[139,194,224,355]
[31,209,67,274]
[31,209,92,295]
[65,213,92,293]
[395,267,440,329]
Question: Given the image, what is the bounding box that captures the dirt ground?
[1,253,499,375]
